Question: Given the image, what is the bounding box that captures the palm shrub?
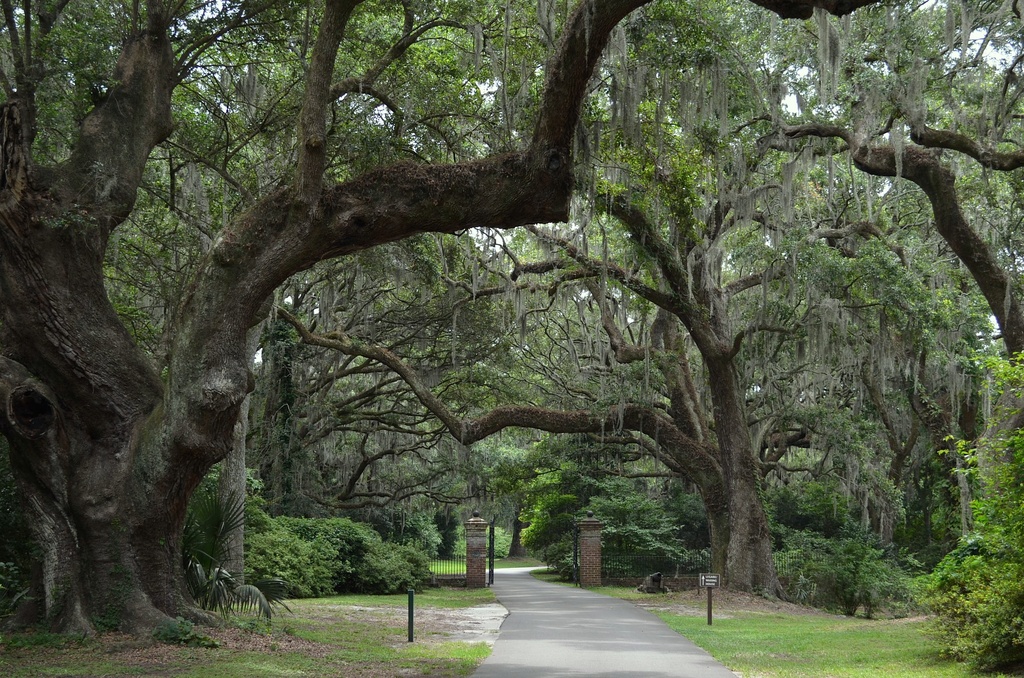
[183,487,290,620]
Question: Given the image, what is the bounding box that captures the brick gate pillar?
[578,511,603,588]
[465,511,488,589]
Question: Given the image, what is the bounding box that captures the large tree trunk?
[0,18,194,634]
[508,513,529,558]
[706,356,779,594]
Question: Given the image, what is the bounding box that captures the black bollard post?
[408,588,415,642]
[707,585,713,626]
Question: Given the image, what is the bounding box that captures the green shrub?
[244,514,433,596]
[394,512,444,559]
[275,517,378,592]
[919,357,1024,670]
[922,540,1024,671]
[492,526,512,559]
[775,527,913,617]
[245,529,336,598]
[357,542,431,594]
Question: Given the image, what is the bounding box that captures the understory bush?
[775,527,914,617]
[920,357,1024,671]
[358,542,432,594]
[245,510,431,596]
[153,617,219,648]
[274,517,379,592]
[922,540,1024,671]
[245,528,337,598]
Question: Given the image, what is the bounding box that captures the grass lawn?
[0,587,496,678]
[1,579,1007,677]
[494,557,543,569]
[596,586,1008,678]
[430,556,544,575]
[661,612,997,678]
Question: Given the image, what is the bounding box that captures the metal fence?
[600,549,827,582]
[601,551,710,579]
[428,556,467,577]
[773,550,828,578]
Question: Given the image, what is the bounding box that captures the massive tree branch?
[55,4,176,227]
[279,308,724,487]
[782,122,1024,357]
[724,264,785,298]
[910,125,1024,171]
[296,0,364,201]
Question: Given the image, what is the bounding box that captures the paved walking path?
[472,567,738,677]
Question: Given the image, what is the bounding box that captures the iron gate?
[572,519,580,586]
[488,517,496,585]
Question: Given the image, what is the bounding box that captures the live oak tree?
[761,1,1023,535]
[0,0,888,634]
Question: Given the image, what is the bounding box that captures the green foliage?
[775,527,914,617]
[588,479,685,559]
[768,480,852,539]
[245,528,337,599]
[245,513,431,596]
[923,541,1024,671]
[492,526,513,559]
[273,516,379,592]
[922,355,1024,670]
[358,510,445,560]
[520,487,578,570]
[357,542,431,594]
[184,483,290,620]
[152,617,220,648]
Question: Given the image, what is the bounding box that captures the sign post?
[699,573,721,626]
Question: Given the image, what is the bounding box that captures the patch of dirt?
[307,602,507,646]
[631,587,838,619]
